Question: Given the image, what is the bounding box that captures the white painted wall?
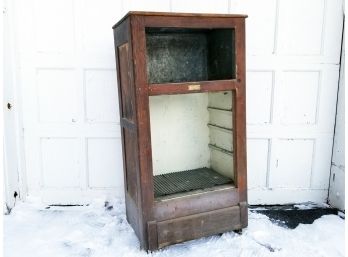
[7,0,344,204]
[328,30,345,211]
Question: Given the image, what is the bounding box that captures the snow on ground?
[4,197,345,257]
[293,203,330,210]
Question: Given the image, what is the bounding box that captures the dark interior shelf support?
[208,144,233,156]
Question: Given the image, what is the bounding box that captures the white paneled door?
[13,0,343,204]
[237,0,343,204]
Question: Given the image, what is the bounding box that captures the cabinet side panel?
[118,43,136,123]
[118,42,138,201]
[114,18,143,242]
[123,128,138,201]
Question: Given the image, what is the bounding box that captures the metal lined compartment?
[146,27,235,84]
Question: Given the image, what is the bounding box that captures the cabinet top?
[112,11,248,29]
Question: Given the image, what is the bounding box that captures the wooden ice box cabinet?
[113,11,248,251]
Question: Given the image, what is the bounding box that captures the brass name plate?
[188,84,201,91]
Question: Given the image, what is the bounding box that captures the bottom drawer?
[155,206,242,248]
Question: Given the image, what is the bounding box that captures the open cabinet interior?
[146,27,236,84]
[149,91,234,199]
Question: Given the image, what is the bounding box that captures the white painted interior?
[4,0,344,204]
[149,91,234,179]
[328,29,345,211]
[208,91,233,178]
[149,93,211,174]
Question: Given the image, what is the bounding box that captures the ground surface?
[250,204,340,229]
[4,198,345,257]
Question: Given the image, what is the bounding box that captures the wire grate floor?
[154,167,232,198]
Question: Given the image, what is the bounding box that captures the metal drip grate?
[153,167,232,198]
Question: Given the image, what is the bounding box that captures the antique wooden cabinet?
[113,12,248,250]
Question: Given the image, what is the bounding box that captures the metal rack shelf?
[154,167,233,197]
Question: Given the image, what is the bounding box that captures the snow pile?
[4,197,345,257]
[294,203,330,210]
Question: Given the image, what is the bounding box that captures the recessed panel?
[247,139,269,188]
[41,138,80,188]
[34,0,74,53]
[247,72,273,124]
[87,138,123,188]
[230,0,277,54]
[280,72,319,125]
[310,137,334,189]
[37,69,78,123]
[124,129,138,201]
[270,139,314,188]
[118,43,136,122]
[82,0,122,54]
[277,0,325,55]
[85,70,119,123]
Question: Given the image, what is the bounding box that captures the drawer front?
[156,206,242,248]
